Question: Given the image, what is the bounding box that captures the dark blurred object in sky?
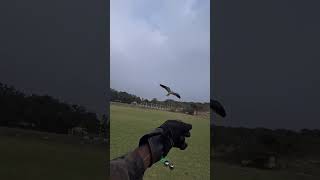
[210,99,226,118]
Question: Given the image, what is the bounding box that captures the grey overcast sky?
[0,0,107,116]
[111,0,210,102]
[213,0,320,130]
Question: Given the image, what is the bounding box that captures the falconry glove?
[139,120,192,167]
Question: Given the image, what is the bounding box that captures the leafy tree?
[0,82,101,135]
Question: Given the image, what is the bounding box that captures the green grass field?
[110,103,210,180]
[0,129,107,180]
[212,161,319,180]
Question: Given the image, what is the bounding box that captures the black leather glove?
[139,120,192,167]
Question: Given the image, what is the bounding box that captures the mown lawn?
[0,130,107,180]
[110,103,210,180]
[212,161,319,180]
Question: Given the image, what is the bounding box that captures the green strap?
[160,156,167,163]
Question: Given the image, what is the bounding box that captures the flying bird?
[210,99,226,117]
[160,84,181,99]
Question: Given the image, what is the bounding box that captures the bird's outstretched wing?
[172,92,181,99]
[210,99,226,117]
[160,84,171,93]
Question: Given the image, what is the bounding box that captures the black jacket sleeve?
[110,150,146,180]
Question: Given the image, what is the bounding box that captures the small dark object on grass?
[169,163,174,170]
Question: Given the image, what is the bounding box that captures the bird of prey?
[210,99,226,117]
[160,84,181,99]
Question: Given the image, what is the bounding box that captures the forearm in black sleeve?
[110,149,147,180]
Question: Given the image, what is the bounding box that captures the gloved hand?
[139,120,192,167]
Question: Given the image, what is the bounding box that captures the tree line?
[0,82,108,135]
[111,88,210,114]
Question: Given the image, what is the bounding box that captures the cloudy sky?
[111,0,210,102]
[213,0,320,130]
[0,0,107,116]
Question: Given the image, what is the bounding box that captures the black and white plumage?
[210,99,226,117]
[160,84,181,99]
